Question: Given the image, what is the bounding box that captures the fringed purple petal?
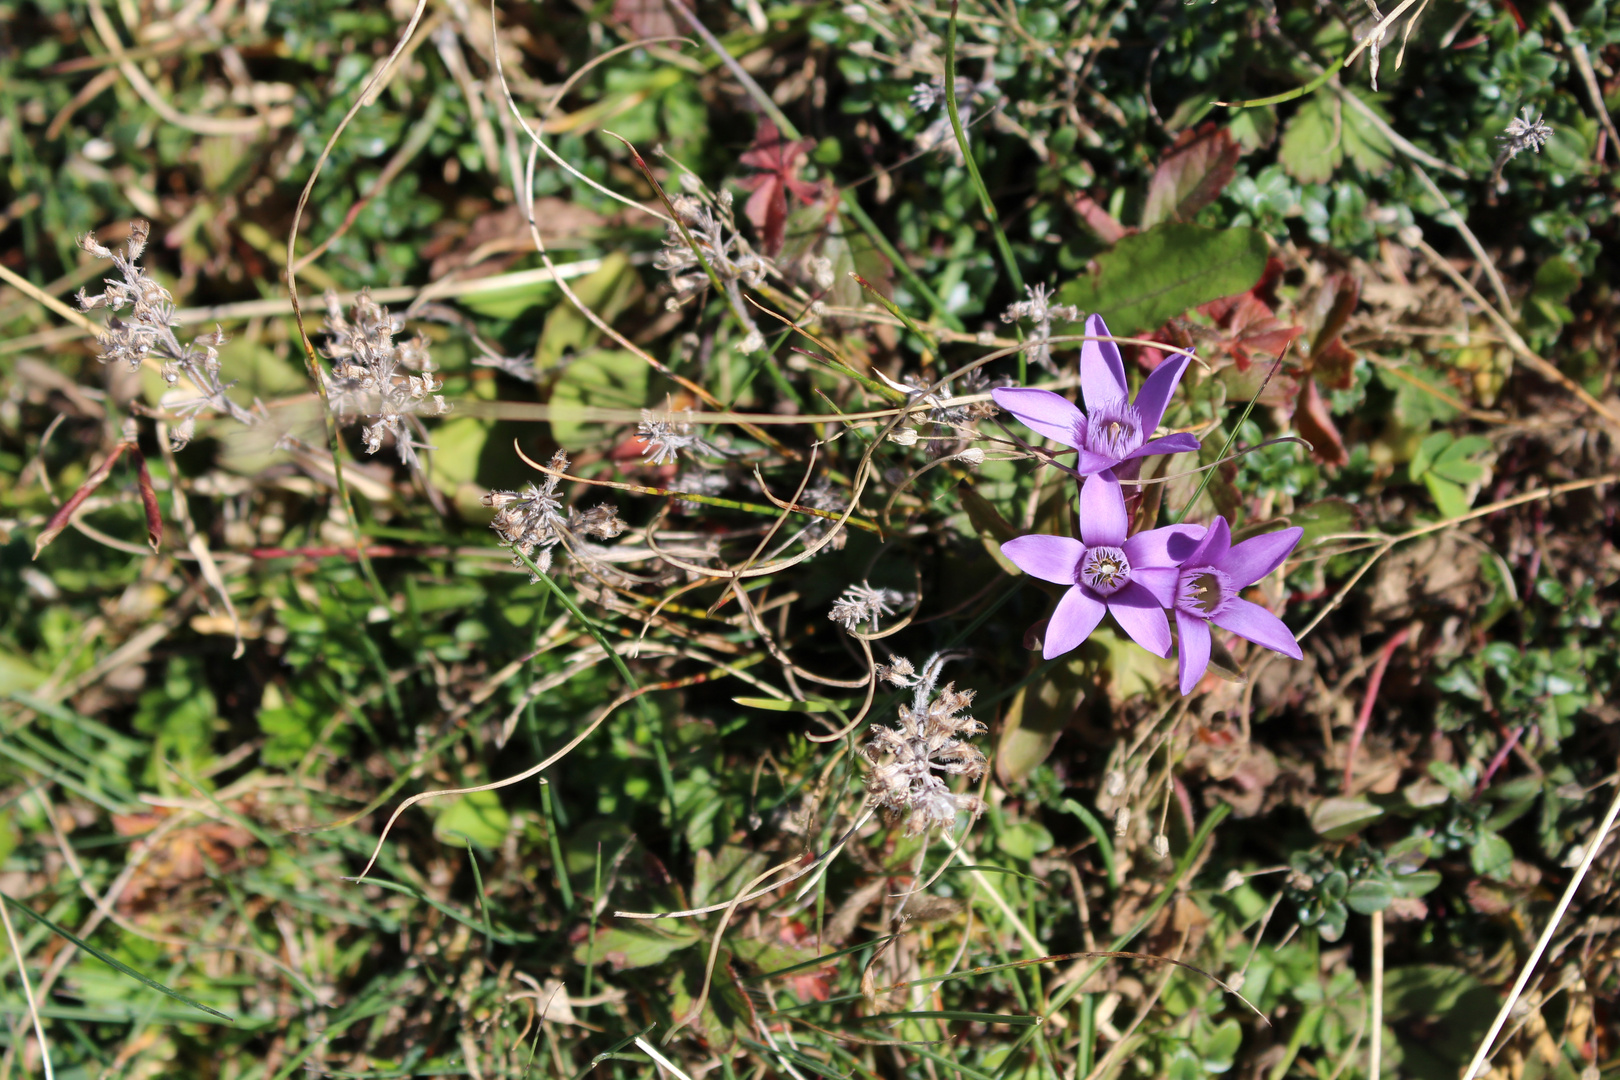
[1218,526,1304,589]
[1044,586,1107,659]
[1131,566,1179,607]
[991,387,1085,450]
[1176,610,1212,696]
[1129,432,1202,460]
[1183,515,1232,568]
[1123,524,1207,568]
[1212,598,1302,659]
[1074,449,1123,475]
[1080,313,1128,412]
[1133,352,1191,434]
[1108,582,1171,658]
[1078,470,1128,548]
[1001,534,1084,585]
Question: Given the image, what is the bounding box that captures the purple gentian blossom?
[991,314,1201,476]
[1172,517,1304,696]
[1001,472,1202,660]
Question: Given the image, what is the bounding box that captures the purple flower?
[1001,472,1203,660]
[991,313,1201,476]
[1171,517,1304,696]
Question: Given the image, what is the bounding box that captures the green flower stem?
[945,0,1024,297]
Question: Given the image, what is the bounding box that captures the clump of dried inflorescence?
[1001,284,1079,374]
[484,451,626,580]
[637,409,727,467]
[320,290,448,469]
[654,192,772,352]
[863,654,986,834]
[828,582,906,632]
[77,220,255,449]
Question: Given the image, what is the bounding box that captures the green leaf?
[1309,796,1383,838]
[996,656,1087,784]
[733,696,836,713]
[1345,878,1394,914]
[1423,473,1473,520]
[434,790,511,850]
[1409,431,1451,480]
[1470,830,1514,881]
[1056,224,1270,336]
[0,650,45,696]
[535,253,639,367]
[1340,92,1394,175]
[1390,870,1441,898]
[3,893,231,1020]
[575,924,700,970]
[996,821,1054,861]
[1278,95,1340,183]
[1288,498,1359,545]
[549,349,650,451]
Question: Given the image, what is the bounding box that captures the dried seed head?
[863,654,986,835]
[829,582,906,633]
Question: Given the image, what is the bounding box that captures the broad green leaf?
[575,924,700,969]
[1278,95,1340,184]
[427,415,492,494]
[1390,869,1441,898]
[1227,106,1277,153]
[434,790,511,849]
[0,651,45,696]
[549,348,650,451]
[996,821,1054,861]
[1410,431,1452,480]
[1340,92,1394,175]
[1288,498,1359,545]
[1345,878,1394,914]
[534,252,640,371]
[1141,125,1241,229]
[1309,796,1382,838]
[1057,224,1269,336]
[995,656,1087,784]
[1470,830,1513,880]
[1423,473,1473,520]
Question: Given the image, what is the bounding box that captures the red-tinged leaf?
[1071,191,1128,243]
[1313,336,1359,390]
[1294,377,1347,465]
[1142,123,1241,229]
[736,119,820,255]
[1308,272,1361,358]
[613,0,676,38]
[133,446,163,552]
[33,442,130,559]
[1188,260,1304,372]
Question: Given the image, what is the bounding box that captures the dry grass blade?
[1460,782,1620,1080]
[33,441,128,559]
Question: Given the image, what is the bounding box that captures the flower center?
[1085,398,1144,462]
[1080,546,1131,596]
[1177,566,1234,618]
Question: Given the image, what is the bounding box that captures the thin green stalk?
[840,194,964,331]
[1172,353,1285,524]
[584,842,603,998]
[945,0,1024,295]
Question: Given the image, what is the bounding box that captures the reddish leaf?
[1312,336,1360,390]
[1308,272,1361,357]
[1071,191,1127,243]
[1142,123,1241,229]
[1188,258,1304,372]
[33,441,129,559]
[133,446,163,552]
[736,119,820,255]
[613,0,677,39]
[1294,377,1347,465]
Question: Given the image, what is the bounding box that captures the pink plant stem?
[1477,726,1526,793]
[1343,628,1411,792]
